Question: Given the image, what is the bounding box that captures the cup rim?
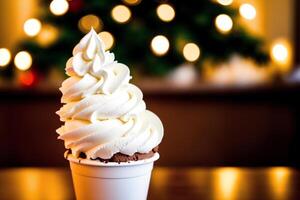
[66,152,160,167]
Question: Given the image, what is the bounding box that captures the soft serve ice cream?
[56,29,163,162]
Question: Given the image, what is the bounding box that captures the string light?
[183,43,200,62]
[0,48,11,67]
[98,31,114,50]
[156,4,175,22]
[36,24,59,47]
[78,14,102,33]
[23,18,42,37]
[111,5,131,24]
[270,40,291,73]
[239,3,256,20]
[50,0,69,16]
[217,0,233,6]
[271,43,289,65]
[19,71,35,86]
[151,35,169,56]
[215,14,233,33]
[122,0,141,6]
[14,51,32,71]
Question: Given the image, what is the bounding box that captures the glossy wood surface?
[0,167,299,200]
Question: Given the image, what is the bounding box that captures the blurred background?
[0,0,299,167]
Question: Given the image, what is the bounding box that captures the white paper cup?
[67,153,159,200]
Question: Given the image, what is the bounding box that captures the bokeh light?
[78,14,102,33]
[122,0,141,6]
[98,31,114,50]
[50,0,69,16]
[36,24,60,47]
[151,35,170,56]
[156,4,175,22]
[14,51,32,71]
[111,5,131,24]
[215,14,233,33]
[0,48,11,67]
[183,43,200,62]
[19,71,35,86]
[271,43,289,64]
[23,18,42,37]
[239,3,256,20]
[270,40,291,73]
[217,0,233,6]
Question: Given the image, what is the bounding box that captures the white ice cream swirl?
[56,29,163,159]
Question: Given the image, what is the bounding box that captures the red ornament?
[69,0,83,13]
[19,71,36,87]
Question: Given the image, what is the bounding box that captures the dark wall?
[0,83,300,167]
[295,0,300,66]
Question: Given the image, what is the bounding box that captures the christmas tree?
[9,0,269,80]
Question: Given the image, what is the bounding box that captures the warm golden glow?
[50,0,69,16]
[14,51,32,71]
[150,168,169,191]
[36,24,60,47]
[215,14,233,33]
[269,167,290,199]
[239,3,256,20]
[0,48,11,67]
[217,0,233,6]
[111,5,131,24]
[78,14,102,33]
[23,18,42,37]
[98,31,114,50]
[11,168,73,199]
[122,0,141,6]
[151,35,170,56]
[183,43,200,62]
[271,43,289,64]
[214,168,240,200]
[270,39,292,73]
[156,4,175,22]
[18,169,40,199]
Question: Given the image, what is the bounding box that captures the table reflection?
[150,167,300,200]
[0,168,73,200]
[269,167,290,200]
[213,167,240,200]
[19,170,39,199]
[0,167,300,200]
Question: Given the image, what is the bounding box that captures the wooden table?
[0,167,299,200]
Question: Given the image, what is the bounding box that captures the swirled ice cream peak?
[56,29,163,160]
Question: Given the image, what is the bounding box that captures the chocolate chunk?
[79,152,87,159]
